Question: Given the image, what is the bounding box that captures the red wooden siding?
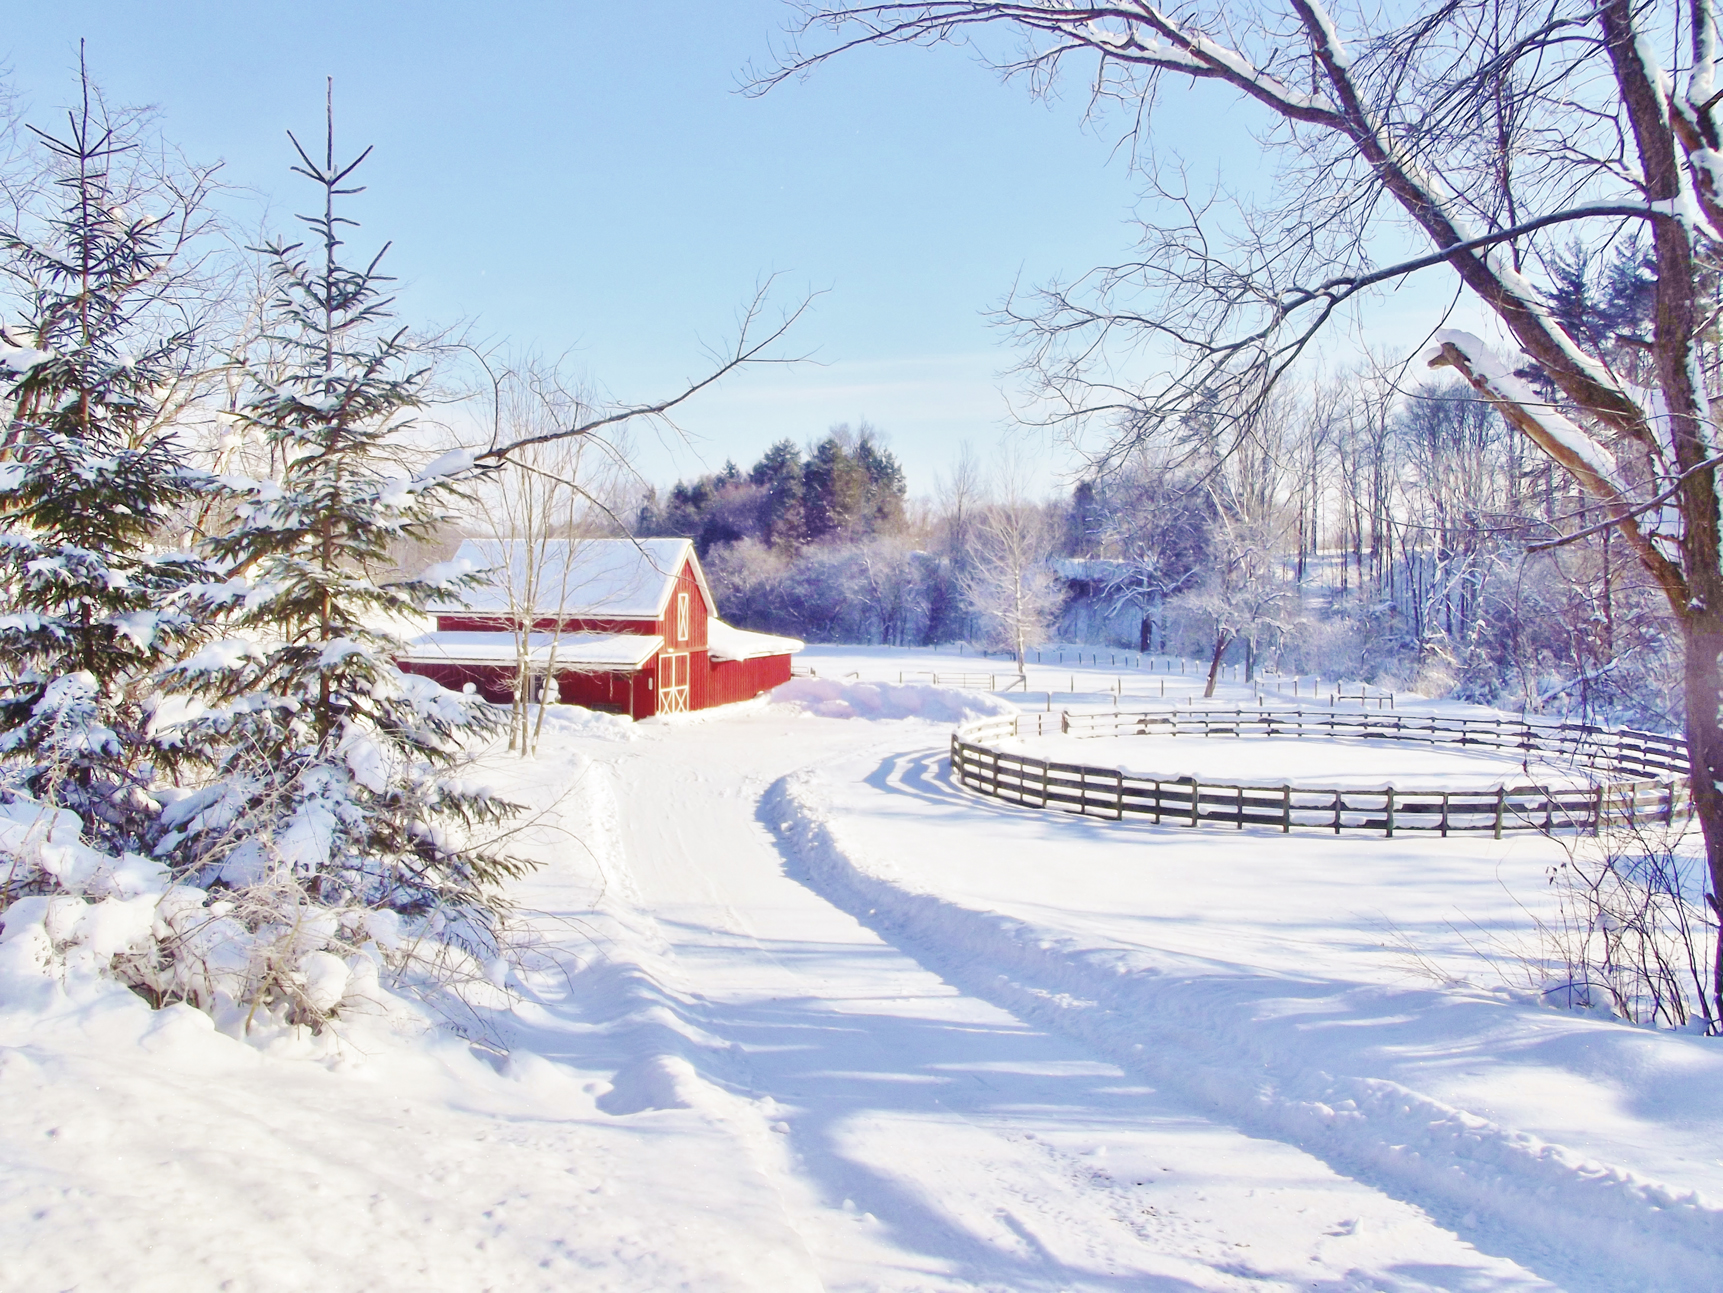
[436,614,654,635]
[707,653,792,706]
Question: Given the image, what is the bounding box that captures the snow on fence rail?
[948,708,1691,838]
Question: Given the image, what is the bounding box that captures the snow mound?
[596,1053,701,1115]
[770,677,1016,723]
[527,703,636,741]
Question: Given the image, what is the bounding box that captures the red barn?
[397,538,801,719]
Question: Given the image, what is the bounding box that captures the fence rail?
[949,707,1691,837]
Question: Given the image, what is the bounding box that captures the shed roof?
[707,619,803,662]
[424,538,714,619]
[398,630,662,671]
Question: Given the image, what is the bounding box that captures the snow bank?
[528,702,636,741]
[769,677,1016,723]
[766,768,1723,1289]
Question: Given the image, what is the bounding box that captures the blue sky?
[3,2,1460,498]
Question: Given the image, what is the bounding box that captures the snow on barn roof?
[707,619,802,662]
[424,538,715,619]
[398,630,663,670]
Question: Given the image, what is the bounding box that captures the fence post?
[1189,778,1199,827]
[1282,785,1291,833]
[1494,787,1504,839]
[1236,785,1244,829]
[1061,710,1069,735]
[1153,779,1162,825]
[1385,787,1395,839]
[1440,791,1449,838]
[1332,791,1342,834]
[1116,769,1125,821]
[1593,785,1603,836]
[1078,766,1088,817]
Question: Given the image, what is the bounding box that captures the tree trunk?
[1203,630,1231,698]
[1679,597,1723,1029]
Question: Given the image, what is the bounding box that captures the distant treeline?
[635,425,907,557]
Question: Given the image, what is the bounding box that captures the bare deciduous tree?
[762,0,1723,1027]
[468,361,626,755]
[960,460,1062,672]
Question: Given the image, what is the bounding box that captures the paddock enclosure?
[950,707,1691,837]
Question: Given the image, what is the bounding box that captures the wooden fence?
[948,708,1692,837]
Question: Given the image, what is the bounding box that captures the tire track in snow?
[764,759,1721,1293]
[497,749,832,1291]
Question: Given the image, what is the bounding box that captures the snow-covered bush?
[0,791,493,1039]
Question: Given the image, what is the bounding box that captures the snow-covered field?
[3,644,1719,1291]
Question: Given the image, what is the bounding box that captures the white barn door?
[657,651,690,715]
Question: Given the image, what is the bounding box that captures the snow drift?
[770,677,1016,723]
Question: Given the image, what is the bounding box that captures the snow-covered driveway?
[529,708,1555,1290]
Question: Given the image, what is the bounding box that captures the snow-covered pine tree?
[0,78,211,853]
[161,95,523,947]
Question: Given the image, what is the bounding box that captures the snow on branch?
[1423,330,1625,492]
[1426,329,1688,603]
[0,326,52,379]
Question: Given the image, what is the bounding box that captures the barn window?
[677,591,689,642]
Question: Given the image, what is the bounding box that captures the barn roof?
[707,619,803,662]
[424,538,715,619]
[398,630,663,671]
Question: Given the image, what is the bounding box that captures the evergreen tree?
[750,438,805,551]
[802,435,855,541]
[1548,235,1658,385]
[164,101,521,931]
[855,431,907,532]
[0,80,210,851]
